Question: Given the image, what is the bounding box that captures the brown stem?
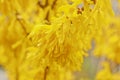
[45,11,49,22]
[38,0,48,9]
[44,66,49,80]
[51,0,57,9]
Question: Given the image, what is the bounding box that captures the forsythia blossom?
[0,0,119,80]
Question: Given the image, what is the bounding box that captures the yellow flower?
[0,0,117,80]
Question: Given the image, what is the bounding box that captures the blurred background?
[0,66,8,80]
[0,0,120,80]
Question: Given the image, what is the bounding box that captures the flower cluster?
[0,0,119,80]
